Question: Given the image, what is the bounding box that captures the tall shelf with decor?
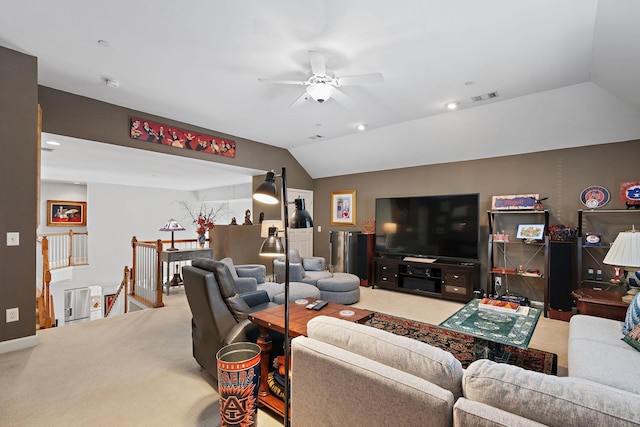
[577,209,640,291]
[487,210,550,316]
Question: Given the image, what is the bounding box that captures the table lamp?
[253,168,314,427]
[603,225,640,302]
[159,218,185,251]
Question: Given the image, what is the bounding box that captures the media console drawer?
[444,285,466,295]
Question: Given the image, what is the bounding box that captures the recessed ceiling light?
[356,124,366,131]
[445,102,459,110]
[45,140,61,146]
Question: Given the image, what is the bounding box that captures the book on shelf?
[491,267,517,275]
[479,297,520,313]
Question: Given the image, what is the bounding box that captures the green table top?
[438,299,541,349]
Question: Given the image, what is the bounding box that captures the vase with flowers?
[180,201,225,249]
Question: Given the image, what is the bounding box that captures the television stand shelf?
[372,257,480,302]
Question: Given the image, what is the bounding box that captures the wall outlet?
[494,276,502,288]
[6,307,19,323]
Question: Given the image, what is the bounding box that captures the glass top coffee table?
[439,298,541,362]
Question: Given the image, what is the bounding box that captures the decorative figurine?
[230,217,238,225]
[533,197,548,210]
[243,209,252,225]
[610,266,624,284]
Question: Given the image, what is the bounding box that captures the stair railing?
[39,230,89,270]
[37,236,55,329]
[105,266,130,317]
[130,236,202,308]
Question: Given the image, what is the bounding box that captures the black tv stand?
[372,256,480,302]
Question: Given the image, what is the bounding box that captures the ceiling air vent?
[471,91,499,102]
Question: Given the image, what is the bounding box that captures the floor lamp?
[253,168,313,426]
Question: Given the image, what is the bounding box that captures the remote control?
[312,300,328,310]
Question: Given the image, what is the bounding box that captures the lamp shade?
[159,218,185,231]
[290,199,313,229]
[259,227,284,256]
[603,227,640,271]
[253,171,279,204]
[260,220,284,237]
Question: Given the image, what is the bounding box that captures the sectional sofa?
[290,315,640,426]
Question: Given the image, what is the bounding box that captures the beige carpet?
[0,287,568,426]
[0,292,280,427]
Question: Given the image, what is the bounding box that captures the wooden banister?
[105,266,130,317]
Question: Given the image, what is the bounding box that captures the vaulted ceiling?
[2,0,639,189]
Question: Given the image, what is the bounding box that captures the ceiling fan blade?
[258,78,307,85]
[335,73,384,86]
[330,89,355,108]
[308,51,327,77]
[289,92,309,108]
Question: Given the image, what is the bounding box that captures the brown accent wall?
[0,46,38,341]
[37,86,313,200]
[312,139,640,292]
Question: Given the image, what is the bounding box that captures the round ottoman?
[316,273,360,304]
[273,282,321,304]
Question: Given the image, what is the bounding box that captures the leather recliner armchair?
[183,258,278,379]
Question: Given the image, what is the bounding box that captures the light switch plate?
[6,232,19,246]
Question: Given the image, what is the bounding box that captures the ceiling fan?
[258,51,383,107]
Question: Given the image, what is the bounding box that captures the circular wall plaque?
[580,186,610,208]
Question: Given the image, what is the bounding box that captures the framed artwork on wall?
[331,190,356,226]
[46,200,87,226]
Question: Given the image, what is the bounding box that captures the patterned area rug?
[365,312,557,375]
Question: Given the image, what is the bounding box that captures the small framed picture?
[104,294,116,313]
[516,224,546,240]
[47,200,87,226]
[331,190,356,226]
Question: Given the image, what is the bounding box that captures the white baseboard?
[0,334,38,354]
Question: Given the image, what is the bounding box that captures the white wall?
[38,182,256,289]
[39,181,252,325]
[38,182,88,234]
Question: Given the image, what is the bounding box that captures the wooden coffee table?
[248,298,374,417]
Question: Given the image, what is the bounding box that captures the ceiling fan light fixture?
[306,83,335,103]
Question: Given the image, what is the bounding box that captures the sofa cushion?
[463,359,640,426]
[306,316,464,399]
[292,336,454,427]
[623,292,640,335]
[453,398,546,427]
[568,315,640,394]
[623,323,640,352]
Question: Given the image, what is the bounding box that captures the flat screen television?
[375,193,479,262]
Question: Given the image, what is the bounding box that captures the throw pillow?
[220,257,239,280]
[302,257,324,271]
[623,324,640,352]
[622,292,640,335]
